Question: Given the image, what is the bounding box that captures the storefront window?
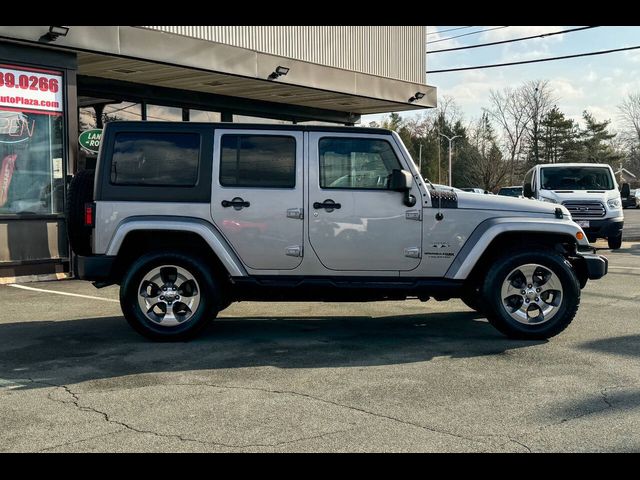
[233,114,291,124]
[79,106,97,131]
[0,64,65,215]
[147,104,182,121]
[190,109,221,122]
[102,102,142,123]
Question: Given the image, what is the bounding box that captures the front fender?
[445,217,589,280]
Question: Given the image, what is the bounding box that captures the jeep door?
[307,132,422,272]
[211,129,304,270]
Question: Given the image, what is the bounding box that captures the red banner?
[0,154,17,207]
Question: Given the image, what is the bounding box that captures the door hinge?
[287,208,304,219]
[403,247,421,258]
[405,209,421,221]
[285,245,303,257]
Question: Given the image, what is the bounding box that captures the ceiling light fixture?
[268,66,290,80]
[408,91,426,103]
[40,26,69,42]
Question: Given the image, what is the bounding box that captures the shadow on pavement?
[0,311,545,389]
[579,334,640,358]
[548,389,640,426]
[595,242,640,256]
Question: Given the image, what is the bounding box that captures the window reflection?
[0,110,64,214]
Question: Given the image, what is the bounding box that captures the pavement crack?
[174,382,486,447]
[474,433,533,453]
[600,387,615,408]
[37,430,124,453]
[508,438,532,453]
[30,378,353,450]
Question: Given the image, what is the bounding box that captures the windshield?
[540,166,614,190]
[498,187,522,197]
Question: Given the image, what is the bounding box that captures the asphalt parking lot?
[1,241,639,453]
[623,207,640,240]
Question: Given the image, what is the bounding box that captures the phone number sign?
[0,64,63,115]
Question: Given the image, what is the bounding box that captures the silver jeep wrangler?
[67,121,608,341]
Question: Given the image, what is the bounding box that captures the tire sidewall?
[483,250,580,339]
[608,233,622,250]
[120,251,219,341]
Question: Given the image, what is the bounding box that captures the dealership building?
[0,26,435,281]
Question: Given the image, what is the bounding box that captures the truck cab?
[523,163,624,249]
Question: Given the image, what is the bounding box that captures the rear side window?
[220,135,296,188]
[110,132,200,186]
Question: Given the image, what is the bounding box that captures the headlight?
[539,196,557,204]
[607,198,621,209]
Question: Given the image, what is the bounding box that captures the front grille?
[562,201,606,218]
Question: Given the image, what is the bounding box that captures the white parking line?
[608,266,640,272]
[7,284,119,302]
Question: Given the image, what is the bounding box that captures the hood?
[454,191,566,216]
[538,189,619,203]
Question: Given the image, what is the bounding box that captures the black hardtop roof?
[103,121,393,135]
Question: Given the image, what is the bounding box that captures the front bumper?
[578,217,623,239]
[576,251,609,280]
[74,254,116,282]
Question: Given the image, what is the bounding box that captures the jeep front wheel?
[120,251,220,341]
[483,250,580,340]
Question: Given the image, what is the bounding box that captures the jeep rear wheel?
[120,251,220,341]
[483,250,580,340]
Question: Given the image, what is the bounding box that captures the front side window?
[0,65,65,215]
[110,132,200,186]
[319,138,401,189]
[220,134,295,188]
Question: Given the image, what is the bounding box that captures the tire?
[120,250,221,341]
[607,233,622,250]
[65,169,95,256]
[461,284,484,313]
[482,249,580,340]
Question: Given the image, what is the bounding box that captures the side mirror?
[388,169,416,207]
[523,183,533,198]
[389,169,412,191]
[621,183,630,197]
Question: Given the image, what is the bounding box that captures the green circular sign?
[79,129,102,154]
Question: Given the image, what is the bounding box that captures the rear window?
[110,132,200,186]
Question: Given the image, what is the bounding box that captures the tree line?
[368,80,640,191]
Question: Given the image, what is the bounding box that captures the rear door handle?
[313,199,341,212]
[222,197,250,209]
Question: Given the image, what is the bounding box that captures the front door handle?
[222,197,250,210]
[313,199,341,212]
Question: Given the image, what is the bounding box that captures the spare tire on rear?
[65,169,95,256]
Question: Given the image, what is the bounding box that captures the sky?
[362,26,640,132]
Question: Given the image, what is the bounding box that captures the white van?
[523,163,624,249]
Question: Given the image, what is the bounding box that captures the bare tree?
[466,113,509,191]
[618,92,640,145]
[485,87,532,185]
[522,80,556,165]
